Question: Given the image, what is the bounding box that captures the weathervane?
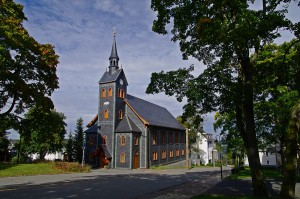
[113,27,116,39]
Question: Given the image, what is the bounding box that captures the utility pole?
[186,128,190,169]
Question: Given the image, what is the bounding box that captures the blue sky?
[9,0,298,139]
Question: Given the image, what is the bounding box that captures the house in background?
[84,33,186,169]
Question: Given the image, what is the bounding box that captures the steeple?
[108,30,119,74]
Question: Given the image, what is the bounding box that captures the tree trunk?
[238,53,269,197]
[280,102,300,199]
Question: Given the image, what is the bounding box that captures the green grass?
[0,162,91,177]
[229,167,282,180]
[191,195,277,199]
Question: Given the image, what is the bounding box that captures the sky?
[9,0,298,139]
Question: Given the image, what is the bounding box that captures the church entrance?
[133,150,139,169]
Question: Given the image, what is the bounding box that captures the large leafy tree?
[148,0,299,196]
[73,118,84,163]
[22,107,66,160]
[0,0,59,126]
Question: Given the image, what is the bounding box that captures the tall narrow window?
[119,110,123,119]
[102,135,107,145]
[176,149,180,156]
[169,150,174,158]
[121,89,125,98]
[161,151,166,159]
[134,136,139,145]
[152,152,158,160]
[175,132,179,143]
[181,149,185,156]
[152,130,157,145]
[108,88,112,97]
[121,135,126,145]
[120,153,125,163]
[104,110,108,119]
[168,131,173,144]
[181,133,185,143]
[161,131,166,144]
[118,88,121,97]
[101,88,106,98]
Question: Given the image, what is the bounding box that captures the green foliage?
[73,118,84,163]
[149,1,300,196]
[0,0,59,127]
[22,107,66,160]
[65,131,74,162]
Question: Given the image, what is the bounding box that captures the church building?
[84,33,186,169]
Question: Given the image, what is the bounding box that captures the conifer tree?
[73,118,84,163]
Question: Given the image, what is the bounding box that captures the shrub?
[54,162,91,173]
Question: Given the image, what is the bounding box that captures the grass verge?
[0,162,90,177]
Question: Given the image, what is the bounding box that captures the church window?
[120,152,125,163]
[119,110,123,119]
[161,131,166,144]
[104,110,108,119]
[102,135,107,145]
[118,88,125,98]
[108,88,112,97]
[181,133,185,143]
[134,136,139,145]
[176,149,180,156]
[168,131,173,144]
[101,88,106,98]
[152,152,158,160]
[175,132,179,143]
[152,130,157,145]
[161,151,166,159]
[169,150,174,158]
[89,135,94,145]
[181,149,185,156]
[121,135,126,145]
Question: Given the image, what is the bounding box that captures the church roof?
[85,124,98,133]
[109,31,119,61]
[99,68,122,84]
[125,94,186,131]
[115,114,141,133]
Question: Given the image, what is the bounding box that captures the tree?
[65,131,74,162]
[0,129,9,161]
[0,0,59,126]
[280,100,300,199]
[73,118,84,163]
[23,107,66,160]
[148,0,299,196]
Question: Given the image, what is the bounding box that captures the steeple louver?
[108,31,119,74]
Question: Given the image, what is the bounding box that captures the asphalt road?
[0,167,230,199]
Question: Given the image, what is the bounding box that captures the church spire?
[108,30,119,74]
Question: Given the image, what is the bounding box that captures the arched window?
[121,89,125,98]
[108,88,112,97]
[121,135,126,145]
[119,110,123,119]
[104,110,108,119]
[120,153,125,163]
[152,152,158,160]
[134,136,139,145]
[102,135,107,145]
[169,150,174,158]
[118,88,121,97]
[101,88,106,98]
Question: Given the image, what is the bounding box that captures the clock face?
[119,79,123,85]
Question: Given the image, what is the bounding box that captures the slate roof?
[125,94,186,131]
[99,68,123,84]
[84,124,98,133]
[115,114,141,133]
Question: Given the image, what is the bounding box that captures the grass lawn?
[229,167,282,180]
[0,162,91,177]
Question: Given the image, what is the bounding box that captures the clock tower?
[98,32,128,168]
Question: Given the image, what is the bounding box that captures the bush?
[54,162,90,173]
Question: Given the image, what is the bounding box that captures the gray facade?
[84,34,186,169]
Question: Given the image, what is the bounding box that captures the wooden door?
[133,151,139,169]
